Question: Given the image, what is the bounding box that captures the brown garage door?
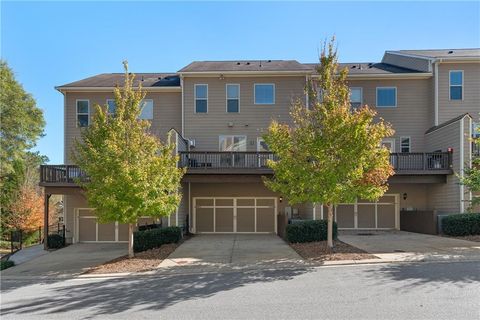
[194,197,277,233]
[331,194,399,230]
[76,209,157,242]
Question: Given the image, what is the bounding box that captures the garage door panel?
[79,218,96,242]
[237,199,254,206]
[256,199,275,207]
[118,223,129,241]
[215,208,234,232]
[237,208,255,232]
[196,199,214,207]
[197,208,214,232]
[336,205,354,228]
[377,205,396,228]
[98,222,115,241]
[358,205,376,228]
[256,208,274,232]
[216,199,233,206]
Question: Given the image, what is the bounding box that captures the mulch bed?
[290,240,378,261]
[86,238,188,274]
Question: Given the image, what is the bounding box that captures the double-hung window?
[254,84,275,104]
[106,99,116,114]
[349,87,363,109]
[226,84,240,113]
[76,99,90,127]
[195,84,208,113]
[400,137,411,153]
[376,87,397,107]
[139,99,153,120]
[449,70,463,100]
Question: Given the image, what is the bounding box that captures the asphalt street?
[1,261,479,320]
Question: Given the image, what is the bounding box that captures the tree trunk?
[327,204,334,249]
[128,223,134,258]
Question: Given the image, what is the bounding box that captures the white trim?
[219,135,247,152]
[434,62,439,125]
[376,87,397,108]
[188,182,191,232]
[460,119,465,213]
[469,118,473,207]
[75,99,90,127]
[312,203,316,220]
[425,114,472,135]
[181,76,185,136]
[194,84,208,113]
[312,73,433,80]
[254,83,275,105]
[63,92,67,163]
[305,75,309,108]
[178,71,310,77]
[381,138,396,153]
[400,136,411,153]
[226,83,240,113]
[449,70,464,101]
[320,204,324,219]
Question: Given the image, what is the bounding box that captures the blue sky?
[2,1,479,164]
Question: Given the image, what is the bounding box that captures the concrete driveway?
[159,234,303,272]
[339,231,480,262]
[1,243,127,279]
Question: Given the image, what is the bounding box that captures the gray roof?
[178,60,311,73]
[58,73,180,88]
[425,113,472,134]
[304,62,426,75]
[394,48,480,59]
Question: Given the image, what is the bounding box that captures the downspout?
[433,58,443,126]
[180,75,185,137]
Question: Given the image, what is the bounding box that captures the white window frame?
[219,135,247,151]
[376,87,397,108]
[254,83,275,105]
[76,99,90,127]
[381,138,395,153]
[106,99,116,114]
[194,84,208,113]
[449,70,464,101]
[349,87,363,108]
[400,136,411,153]
[139,99,154,120]
[226,83,240,113]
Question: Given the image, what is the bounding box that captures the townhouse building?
[40,48,480,244]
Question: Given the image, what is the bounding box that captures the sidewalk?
[7,244,47,265]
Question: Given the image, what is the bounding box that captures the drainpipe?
[433,58,443,126]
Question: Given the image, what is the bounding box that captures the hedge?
[0,260,14,271]
[133,226,182,252]
[286,219,337,243]
[442,213,480,236]
[47,234,64,249]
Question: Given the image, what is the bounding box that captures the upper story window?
[376,87,397,107]
[139,99,153,120]
[254,84,275,105]
[449,70,463,100]
[349,87,362,109]
[400,137,411,153]
[316,87,323,103]
[106,99,116,114]
[473,122,479,138]
[226,84,240,113]
[195,84,208,113]
[76,99,90,127]
[219,135,247,151]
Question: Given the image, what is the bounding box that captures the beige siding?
[382,53,431,72]
[425,117,468,213]
[437,63,480,124]
[64,91,181,163]
[64,193,88,243]
[183,76,306,151]
[348,78,432,152]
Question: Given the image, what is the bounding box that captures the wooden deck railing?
[39,151,453,184]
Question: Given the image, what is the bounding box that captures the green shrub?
[133,226,182,252]
[0,260,14,271]
[286,219,337,243]
[442,213,480,236]
[47,234,64,249]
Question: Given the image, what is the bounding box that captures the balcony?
[39,152,453,186]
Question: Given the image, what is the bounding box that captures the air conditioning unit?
[188,139,196,148]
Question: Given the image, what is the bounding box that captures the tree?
[4,184,43,232]
[461,121,479,210]
[72,62,185,257]
[263,39,394,248]
[0,60,45,177]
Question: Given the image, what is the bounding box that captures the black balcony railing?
[39,151,453,185]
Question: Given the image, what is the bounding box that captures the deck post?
[43,193,51,250]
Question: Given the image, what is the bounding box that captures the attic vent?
[246,62,250,65]
[268,60,272,62]
[236,62,241,65]
[351,65,356,69]
[448,50,454,54]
